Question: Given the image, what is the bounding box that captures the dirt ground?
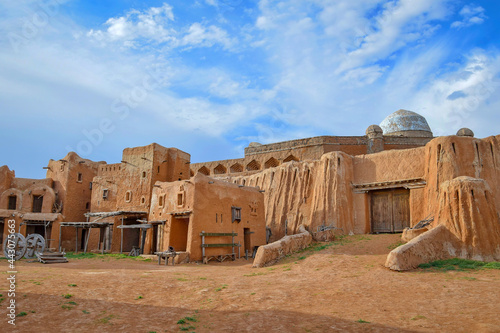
[1,234,499,333]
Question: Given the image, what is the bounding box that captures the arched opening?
[264,157,279,169]
[230,163,243,173]
[283,155,299,163]
[214,164,227,175]
[246,160,261,171]
[197,166,210,176]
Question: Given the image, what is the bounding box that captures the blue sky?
[1,0,499,178]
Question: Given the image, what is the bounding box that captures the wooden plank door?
[371,189,410,233]
[392,189,410,232]
[371,191,393,233]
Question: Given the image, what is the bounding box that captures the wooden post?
[75,227,78,254]
[84,227,91,253]
[120,217,124,254]
[58,223,62,252]
[201,231,205,262]
[140,229,147,255]
[101,226,105,255]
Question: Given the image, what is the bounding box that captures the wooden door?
[392,189,410,232]
[371,191,393,233]
[371,189,410,233]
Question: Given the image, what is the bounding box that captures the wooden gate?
[371,188,410,233]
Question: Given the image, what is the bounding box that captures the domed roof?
[248,142,262,147]
[365,124,383,136]
[380,109,433,137]
[456,128,474,137]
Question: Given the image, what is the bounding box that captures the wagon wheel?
[3,233,27,261]
[24,234,46,259]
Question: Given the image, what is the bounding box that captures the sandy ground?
[1,234,499,333]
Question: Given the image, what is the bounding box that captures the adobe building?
[0,166,62,248]
[190,110,500,255]
[0,152,103,251]
[147,173,266,262]
[1,109,499,266]
[85,143,191,253]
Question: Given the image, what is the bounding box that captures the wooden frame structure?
[59,221,113,254]
[200,231,240,264]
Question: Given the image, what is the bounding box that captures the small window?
[32,195,43,213]
[141,196,146,205]
[85,202,90,210]
[177,192,184,206]
[142,171,147,178]
[125,191,132,202]
[8,196,17,210]
[232,207,241,223]
[157,166,160,173]
[159,195,164,207]
[89,182,93,190]
[77,172,83,182]
[102,189,109,199]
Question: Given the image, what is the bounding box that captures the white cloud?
[181,23,234,50]
[451,5,487,29]
[87,4,235,51]
[337,0,449,73]
[87,3,176,45]
[410,51,500,135]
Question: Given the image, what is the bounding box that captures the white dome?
[380,109,433,137]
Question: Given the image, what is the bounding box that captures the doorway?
[122,218,140,253]
[26,223,52,248]
[169,217,189,251]
[151,224,158,253]
[370,188,410,233]
[80,229,87,250]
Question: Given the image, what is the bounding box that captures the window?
[102,189,109,199]
[159,195,164,207]
[125,191,132,202]
[32,195,43,213]
[141,196,146,205]
[8,196,16,210]
[85,202,90,210]
[89,182,93,190]
[157,166,160,174]
[231,207,241,223]
[142,171,147,178]
[77,173,83,182]
[177,192,184,206]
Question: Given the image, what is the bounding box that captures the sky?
[1,0,499,178]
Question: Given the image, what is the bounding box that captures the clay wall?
[91,144,190,214]
[0,166,15,193]
[422,135,500,223]
[0,173,61,250]
[351,147,427,229]
[0,179,55,213]
[46,152,104,251]
[148,173,266,261]
[252,225,312,267]
[88,143,191,253]
[226,152,355,241]
[192,135,431,178]
[190,158,245,177]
